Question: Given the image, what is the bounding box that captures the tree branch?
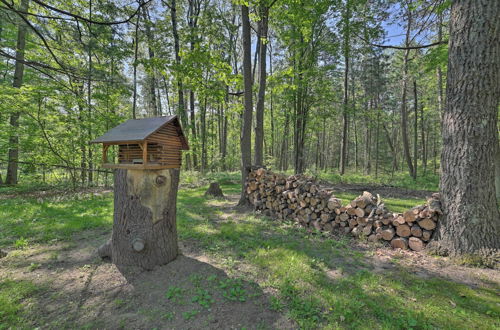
[30,0,153,25]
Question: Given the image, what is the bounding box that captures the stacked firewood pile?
[245,167,442,252]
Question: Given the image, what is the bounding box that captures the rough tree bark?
[6,0,29,185]
[99,169,180,270]
[238,4,253,205]
[432,0,500,257]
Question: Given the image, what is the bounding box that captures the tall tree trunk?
[269,42,274,158]
[143,7,158,116]
[189,90,198,169]
[340,52,349,175]
[339,2,350,175]
[170,0,186,127]
[6,0,29,185]
[400,1,415,179]
[238,4,253,205]
[87,0,93,184]
[254,6,269,166]
[436,11,444,117]
[132,12,140,119]
[413,79,418,179]
[495,143,500,200]
[420,103,427,174]
[200,96,207,173]
[187,0,200,169]
[432,0,500,256]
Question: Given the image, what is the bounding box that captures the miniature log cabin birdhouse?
[91,116,189,170]
[92,116,188,270]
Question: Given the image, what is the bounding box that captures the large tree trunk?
[6,0,29,185]
[432,0,500,256]
[103,169,180,270]
[238,4,253,205]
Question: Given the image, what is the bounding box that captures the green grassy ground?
[1,181,498,329]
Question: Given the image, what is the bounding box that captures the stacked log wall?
[245,167,442,251]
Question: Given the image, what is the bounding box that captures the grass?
[0,279,40,329]
[0,192,113,247]
[175,184,499,329]
[0,175,498,329]
[311,169,440,191]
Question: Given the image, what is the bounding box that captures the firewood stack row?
[245,167,442,252]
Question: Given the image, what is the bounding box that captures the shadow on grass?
[176,185,500,329]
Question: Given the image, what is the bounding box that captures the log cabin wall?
[147,122,182,168]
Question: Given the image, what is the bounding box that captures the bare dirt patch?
[0,229,294,329]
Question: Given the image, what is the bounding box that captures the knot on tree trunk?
[205,182,224,198]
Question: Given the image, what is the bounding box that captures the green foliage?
[165,286,184,303]
[191,288,215,308]
[182,309,199,320]
[219,278,247,302]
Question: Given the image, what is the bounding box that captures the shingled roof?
[91,116,188,149]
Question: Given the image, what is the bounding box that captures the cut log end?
[391,237,409,250]
[409,237,425,252]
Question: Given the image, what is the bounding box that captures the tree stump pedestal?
[99,168,180,270]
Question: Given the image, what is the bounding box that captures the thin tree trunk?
[6,0,29,185]
[420,103,426,174]
[399,1,415,179]
[432,0,500,256]
[87,0,93,184]
[413,79,418,179]
[132,12,140,119]
[238,4,253,205]
[340,54,349,175]
[170,0,186,127]
[269,42,274,158]
[339,2,350,175]
[143,7,158,116]
[254,6,269,166]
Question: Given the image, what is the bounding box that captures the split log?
[381,227,395,241]
[327,197,341,209]
[339,213,349,221]
[410,225,422,237]
[408,237,425,251]
[354,208,365,218]
[355,191,375,208]
[362,224,373,236]
[422,230,432,241]
[392,216,405,226]
[351,226,362,236]
[391,237,409,250]
[418,218,436,231]
[403,210,418,223]
[396,224,411,237]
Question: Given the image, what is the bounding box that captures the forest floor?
[0,182,499,329]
